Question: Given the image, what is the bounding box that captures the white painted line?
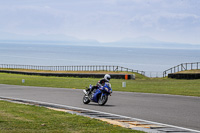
[1,96,200,133]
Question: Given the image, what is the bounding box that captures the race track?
[0,84,199,131]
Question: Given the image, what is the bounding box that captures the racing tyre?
[98,94,108,106]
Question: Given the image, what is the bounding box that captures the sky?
[0,0,200,44]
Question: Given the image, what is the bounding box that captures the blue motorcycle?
[83,83,112,106]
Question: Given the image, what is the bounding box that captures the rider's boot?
[85,87,91,95]
[88,87,95,95]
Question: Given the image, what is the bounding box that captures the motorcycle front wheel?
[98,94,108,106]
[83,94,90,104]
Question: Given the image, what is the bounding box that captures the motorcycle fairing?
[91,89,102,102]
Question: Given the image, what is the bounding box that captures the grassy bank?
[0,100,142,133]
[177,69,200,73]
[0,68,146,78]
[0,73,200,97]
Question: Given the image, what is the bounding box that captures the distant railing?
[163,62,200,77]
[0,64,145,75]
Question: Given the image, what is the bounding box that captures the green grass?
[0,100,143,133]
[177,69,200,73]
[0,73,200,97]
[0,68,147,79]
[113,78,200,96]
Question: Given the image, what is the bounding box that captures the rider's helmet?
[104,74,111,82]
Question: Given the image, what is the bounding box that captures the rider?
[87,74,111,94]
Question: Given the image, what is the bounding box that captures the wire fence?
[163,62,200,77]
[0,64,145,75]
[145,71,163,78]
[2,63,199,78]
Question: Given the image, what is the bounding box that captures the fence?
[0,64,145,75]
[145,71,163,78]
[163,62,200,77]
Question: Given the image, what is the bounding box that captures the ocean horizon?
[1,43,200,77]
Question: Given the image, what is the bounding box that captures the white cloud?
[0,0,200,44]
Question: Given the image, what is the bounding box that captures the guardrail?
[163,62,200,77]
[0,64,145,75]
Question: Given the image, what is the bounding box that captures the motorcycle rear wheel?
[83,94,90,104]
[98,95,108,106]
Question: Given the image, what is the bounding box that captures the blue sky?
[0,0,200,44]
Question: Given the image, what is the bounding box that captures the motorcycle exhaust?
[83,89,87,95]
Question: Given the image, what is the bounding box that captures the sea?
[0,43,200,77]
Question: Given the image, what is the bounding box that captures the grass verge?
[0,68,147,79]
[0,100,143,133]
[0,73,200,97]
[176,69,200,73]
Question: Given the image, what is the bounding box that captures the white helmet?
[104,74,111,82]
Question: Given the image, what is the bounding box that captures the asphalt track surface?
[0,84,200,131]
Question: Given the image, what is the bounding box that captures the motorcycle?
[83,83,112,106]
